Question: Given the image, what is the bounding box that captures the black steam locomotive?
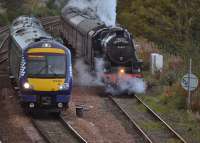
[61,7,143,91]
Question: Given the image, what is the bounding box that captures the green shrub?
[0,14,9,25]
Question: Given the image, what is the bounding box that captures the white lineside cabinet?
[151,53,163,74]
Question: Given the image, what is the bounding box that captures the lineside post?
[187,59,192,111]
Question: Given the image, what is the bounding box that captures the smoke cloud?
[118,78,146,94]
[75,59,146,95]
[66,0,117,26]
[74,59,104,86]
[105,77,146,95]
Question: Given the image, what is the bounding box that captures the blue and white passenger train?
[9,16,73,113]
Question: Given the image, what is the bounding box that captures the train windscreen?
[27,55,66,78]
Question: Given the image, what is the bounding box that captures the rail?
[109,95,188,143]
[134,94,188,143]
[0,34,9,49]
[108,96,153,143]
[0,35,9,64]
[32,115,87,143]
[0,26,8,34]
[59,115,88,143]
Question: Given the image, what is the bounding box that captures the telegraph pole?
[187,59,192,111]
[181,58,198,112]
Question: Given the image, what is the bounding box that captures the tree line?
[117,0,200,59]
[0,0,63,25]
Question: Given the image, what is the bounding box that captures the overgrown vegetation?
[117,0,200,109]
[117,1,200,141]
[135,36,200,142]
[0,0,66,25]
[117,0,200,76]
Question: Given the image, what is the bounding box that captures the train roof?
[10,16,52,50]
[62,6,105,35]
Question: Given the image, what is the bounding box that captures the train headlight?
[42,43,52,48]
[23,82,31,89]
[120,68,125,74]
[58,103,63,108]
[59,83,69,90]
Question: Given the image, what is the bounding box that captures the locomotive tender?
[9,16,73,112]
[61,7,142,91]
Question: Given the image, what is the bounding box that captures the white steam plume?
[75,59,146,94]
[74,59,104,86]
[119,78,146,94]
[66,0,117,26]
[105,77,146,95]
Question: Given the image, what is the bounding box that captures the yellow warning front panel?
[27,78,65,91]
[28,48,65,54]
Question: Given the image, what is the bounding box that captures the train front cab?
[20,44,72,112]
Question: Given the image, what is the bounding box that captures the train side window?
[83,37,86,56]
[71,27,74,46]
[70,26,73,43]
[67,24,69,39]
[86,36,89,59]
[77,32,82,53]
[66,24,68,40]
[65,24,68,39]
[73,27,77,48]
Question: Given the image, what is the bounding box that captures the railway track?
[109,95,188,143]
[0,55,8,64]
[0,34,9,51]
[32,115,87,143]
[0,26,8,34]
[0,34,9,75]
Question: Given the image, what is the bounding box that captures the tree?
[4,0,24,21]
[118,0,200,56]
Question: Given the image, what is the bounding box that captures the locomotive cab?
[10,16,73,114]
[25,47,67,91]
[19,41,72,111]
